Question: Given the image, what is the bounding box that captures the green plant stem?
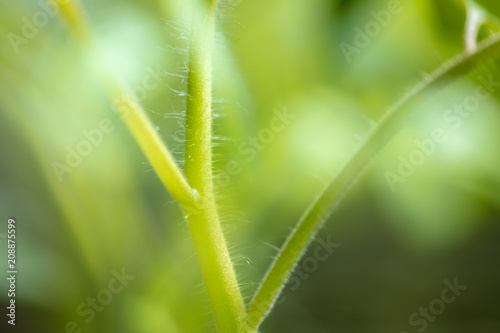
[55,0,91,46]
[464,0,484,53]
[246,34,500,330]
[53,0,199,207]
[56,0,246,330]
[183,1,247,332]
[113,91,200,206]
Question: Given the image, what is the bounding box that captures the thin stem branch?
[55,0,91,46]
[56,0,246,330]
[183,1,247,331]
[53,0,199,207]
[246,34,500,330]
[465,0,484,53]
[112,91,201,206]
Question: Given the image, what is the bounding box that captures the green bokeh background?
[1,0,500,332]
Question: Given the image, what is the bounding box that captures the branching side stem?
[53,0,198,206]
[55,0,246,331]
[246,34,500,330]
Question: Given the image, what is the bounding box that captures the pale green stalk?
[464,0,484,53]
[246,34,500,330]
[183,0,247,331]
[54,0,247,331]
[53,0,198,207]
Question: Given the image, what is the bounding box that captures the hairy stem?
[56,0,246,330]
[183,1,247,331]
[53,0,198,206]
[246,34,500,330]
[112,91,200,206]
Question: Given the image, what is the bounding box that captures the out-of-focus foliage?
[1,0,499,332]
